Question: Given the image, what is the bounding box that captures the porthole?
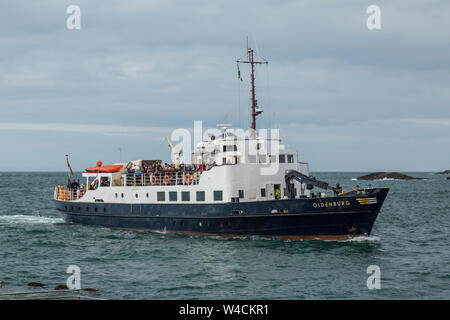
[121,193,124,198]
[115,193,118,198]
[95,207,98,212]
[86,207,89,212]
[146,193,149,198]
[135,194,138,199]
[78,207,81,211]
[173,220,176,226]
[64,206,67,210]
[71,206,73,211]
[180,221,184,226]
[103,208,107,213]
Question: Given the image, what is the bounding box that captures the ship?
[53,44,389,240]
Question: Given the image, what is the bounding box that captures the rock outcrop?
[357,172,429,180]
[27,282,46,287]
[437,170,450,174]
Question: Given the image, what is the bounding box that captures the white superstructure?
[56,131,310,205]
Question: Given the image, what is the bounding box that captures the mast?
[237,39,268,139]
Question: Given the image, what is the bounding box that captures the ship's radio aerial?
[237,39,268,139]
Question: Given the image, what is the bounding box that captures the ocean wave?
[345,235,380,242]
[0,214,64,225]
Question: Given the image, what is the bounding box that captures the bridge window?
[182,191,190,201]
[261,188,266,197]
[157,192,165,202]
[196,191,205,201]
[287,154,294,163]
[238,190,244,199]
[223,145,237,152]
[279,154,286,163]
[213,191,223,201]
[169,191,177,202]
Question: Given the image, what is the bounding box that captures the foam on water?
[0,214,64,225]
[345,235,380,242]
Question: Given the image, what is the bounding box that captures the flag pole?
[66,154,74,180]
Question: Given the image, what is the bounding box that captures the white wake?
[0,215,64,225]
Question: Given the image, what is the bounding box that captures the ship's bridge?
[195,128,300,168]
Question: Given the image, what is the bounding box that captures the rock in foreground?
[357,172,429,180]
[54,284,69,290]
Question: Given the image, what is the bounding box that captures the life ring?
[163,174,170,185]
[151,174,158,185]
[185,173,192,185]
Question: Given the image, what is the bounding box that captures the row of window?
[65,205,106,213]
[112,187,296,202]
[115,190,224,202]
[248,154,295,164]
[238,187,296,199]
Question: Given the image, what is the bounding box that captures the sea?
[0,172,448,300]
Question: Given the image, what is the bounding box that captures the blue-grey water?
[0,172,448,299]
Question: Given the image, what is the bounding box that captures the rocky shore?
[436,170,450,174]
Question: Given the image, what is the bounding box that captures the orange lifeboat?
[86,161,123,173]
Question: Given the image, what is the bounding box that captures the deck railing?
[54,186,86,201]
[125,172,201,187]
[55,171,203,201]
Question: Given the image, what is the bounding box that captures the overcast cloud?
[0,0,449,171]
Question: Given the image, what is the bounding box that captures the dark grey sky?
[0,0,449,171]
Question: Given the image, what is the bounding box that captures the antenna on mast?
[237,37,268,139]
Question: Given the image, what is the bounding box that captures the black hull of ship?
[54,188,389,240]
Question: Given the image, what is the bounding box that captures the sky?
[0,0,449,172]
